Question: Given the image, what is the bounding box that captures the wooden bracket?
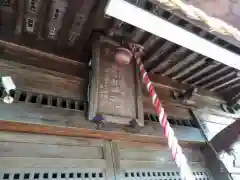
[172,87,197,105]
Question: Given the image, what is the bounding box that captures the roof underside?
[1,0,240,103]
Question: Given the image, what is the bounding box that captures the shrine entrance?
[0,131,213,180]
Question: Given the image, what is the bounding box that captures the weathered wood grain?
[0,40,87,78]
[14,0,25,35]
[0,98,204,143]
[150,74,224,104]
[142,74,225,118]
[89,38,144,126]
[0,59,86,100]
[0,142,103,159]
[143,97,193,121]
[119,147,203,162]
[0,120,204,148]
[192,110,240,177]
[112,140,206,176]
[0,131,104,146]
[103,141,116,180]
[0,157,106,169]
[144,86,221,110]
[98,43,137,118]
[0,130,108,169]
[0,101,92,128]
[119,160,204,169]
[202,144,233,180]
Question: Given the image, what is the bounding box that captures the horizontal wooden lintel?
[0,120,204,149]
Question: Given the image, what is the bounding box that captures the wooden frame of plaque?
[88,37,144,126]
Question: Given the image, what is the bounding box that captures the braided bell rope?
[155,0,240,41]
[126,43,192,179]
[136,58,192,180]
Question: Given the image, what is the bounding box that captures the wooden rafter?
[15,0,25,35]
[105,0,240,71]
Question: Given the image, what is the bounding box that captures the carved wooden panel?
[27,0,42,14]
[68,0,95,46]
[89,38,144,126]
[47,0,68,39]
[24,0,43,34]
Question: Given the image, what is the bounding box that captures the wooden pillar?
[202,144,233,180]
[88,37,144,126]
[192,110,240,179]
[210,120,240,154]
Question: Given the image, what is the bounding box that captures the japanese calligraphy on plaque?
[99,55,135,117]
[89,38,144,126]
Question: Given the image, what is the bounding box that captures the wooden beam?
[148,24,196,74]
[145,40,176,69]
[57,0,80,46]
[202,70,237,89]
[189,63,222,86]
[74,0,99,55]
[142,74,226,116]
[131,29,146,43]
[162,34,217,78]
[181,61,220,84]
[0,40,87,78]
[0,40,83,64]
[171,52,200,80]
[193,66,230,86]
[37,0,51,39]
[0,100,205,144]
[142,87,194,109]
[143,97,193,121]
[105,0,240,71]
[175,56,208,81]
[15,0,25,35]
[161,47,190,76]
[0,99,86,127]
[0,59,86,100]
[142,35,159,51]
[0,120,204,148]
[149,74,225,104]
[220,83,240,94]
[210,77,240,92]
[150,45,184,73]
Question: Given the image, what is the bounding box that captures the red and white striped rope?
[136,58,193,180]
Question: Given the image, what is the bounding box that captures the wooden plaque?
[88,37,144,126]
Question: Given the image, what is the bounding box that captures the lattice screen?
[0,88,85,111]
[0,169,106,180]
[0,168,213,180]
[122,169,212,180]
